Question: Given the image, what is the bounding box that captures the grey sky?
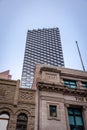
[0,0,87,80]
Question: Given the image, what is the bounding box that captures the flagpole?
[76,41,85,71]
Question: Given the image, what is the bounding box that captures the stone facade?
[0,65,87,130]
[33,64,87,130]
[0,79,35,130]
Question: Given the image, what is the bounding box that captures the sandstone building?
[0,65,87,130]
[0,79,35,130]
[33,64,87,130]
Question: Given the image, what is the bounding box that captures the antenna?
[76,41,85,71]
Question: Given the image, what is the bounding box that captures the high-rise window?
[21,28,64,88]
[68,108,84,130]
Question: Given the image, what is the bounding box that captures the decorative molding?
[15,109,31,117]
[83,106,87,111]
[0,79,18,86]
[0,107,13,115]
[14,80,20,106]
[64,103,69,108]
[40,67,61,74]
[61,73,87,81]
[46,101,61,121]
[19,90,35,104]
[37,81,87,97]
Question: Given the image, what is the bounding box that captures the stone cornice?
[39,66,87,80]
[40,67,61,74]
[19,88,36,91]
[37,81,87,97]
[60,73,87,80]
[0,79,19,86]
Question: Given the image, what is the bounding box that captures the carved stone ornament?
[64,103,69,108]
[37,81,87,97]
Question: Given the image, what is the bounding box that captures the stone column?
[8,114,17,130]
[64,103,70,130]
[13,80,20,106]
[77,81,82,89]
[27,116,35,130]
[83,106,87,130]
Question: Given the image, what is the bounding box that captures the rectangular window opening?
[49,105,57,117]
[68,108,85,130]
[64,79,77,88]
[82,82,87,88]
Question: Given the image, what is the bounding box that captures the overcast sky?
[0,0,87,80]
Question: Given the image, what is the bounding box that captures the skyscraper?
[21,28,64,88]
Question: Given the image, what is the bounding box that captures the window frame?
[47,102,60,120]
[63,79,77,88]
[16,113,28,130]
[49,105,57,117]
[82,82,87,88]
[68,107,85,130]
[0,112,9,130]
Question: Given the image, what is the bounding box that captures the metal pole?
[76,41,85,71]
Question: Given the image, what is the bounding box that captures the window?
[82,82,87,88]
[49,105,57,117]
[64,80,77,88]
[47,102,60,120]
[68,108,84,130]
[16,113,28,130]
[0,113,9,130]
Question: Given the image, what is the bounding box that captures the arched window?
[16,113,28,130]
[0,112,9,130]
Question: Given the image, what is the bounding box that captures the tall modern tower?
[21,28,64,88]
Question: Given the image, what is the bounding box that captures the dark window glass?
[16,113,28,130]
[64,80,77,88]
[68,108,84,130]
[82,82,87,88]
[49,105,57,117]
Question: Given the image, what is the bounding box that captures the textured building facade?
[0,79,35,130]
[0,65,87,130]
[33,64,87,130]
[21,28,64,88]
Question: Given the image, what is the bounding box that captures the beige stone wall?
[39,91,67,130]
[0,65,87,130]
[40,99,67,130]
[38,90,87,130]
[34,64,87,130]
